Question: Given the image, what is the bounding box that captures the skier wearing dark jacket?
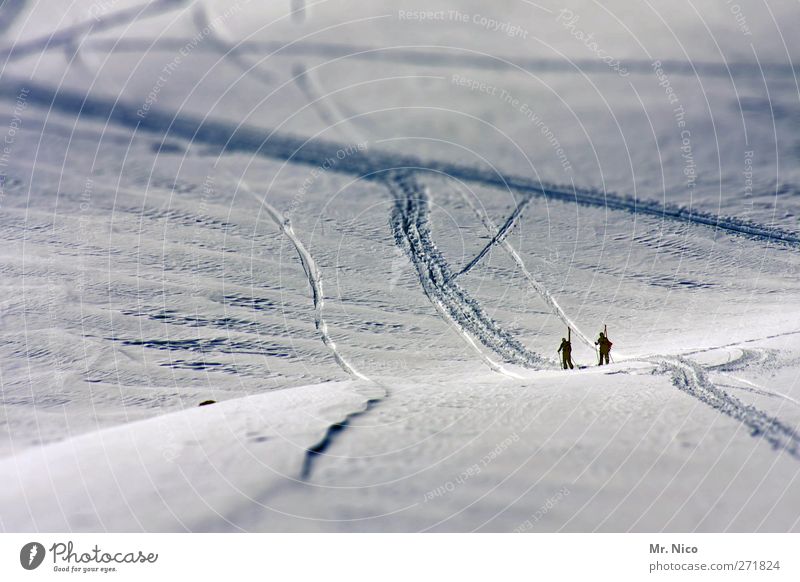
[557,338,574,370]
[595,332,612,365]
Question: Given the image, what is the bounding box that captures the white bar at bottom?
[1,533,796,581]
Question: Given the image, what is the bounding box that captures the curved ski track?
[239,180,369,381]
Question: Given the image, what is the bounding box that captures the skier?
[595,331,612,366]
[557,337,574,370]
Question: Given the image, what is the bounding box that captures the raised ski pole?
[595,325,600,365]
[568,327,574,368]
[605,324,615,364]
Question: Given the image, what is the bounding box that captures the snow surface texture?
[1,0,800,531]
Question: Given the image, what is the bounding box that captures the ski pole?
[605,324,615,363]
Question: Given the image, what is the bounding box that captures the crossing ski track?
[453,184,597,350]
[453,190,534,280]
[3,79,800,465]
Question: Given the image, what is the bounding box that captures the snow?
[0,380,374,531]
[1,0,800,532]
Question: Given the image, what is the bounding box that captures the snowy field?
[1,0,800,532]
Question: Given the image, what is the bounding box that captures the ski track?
[2,78,797,249]
[0,0,187,60]
[718,373,800,408]
[454,186,597,350]
[291,62,367,146]
[653,356,800,460]
[237,180,369,381]
[706,348,777,373]
[0,0,27,35]
[454,191,533,279]
[76,38,800,79]
[386,169,550,371]
[192,5,274,87]
[290,0,308,24]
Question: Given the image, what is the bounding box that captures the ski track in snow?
[0,0,27,35]
[0,0,188,60]
[2,79,799,249]
[291,62,367,146]
[454,191,533,279]
[290,0,308,23]
[718,374,800,408]
[75,38,800,79]
[192,5,274,87]
[237,180,369,382]
[428,178,800,459]
[386,169,550,371]
[454,186,597,350]
[706,348,776,373]
[653,356,800,459]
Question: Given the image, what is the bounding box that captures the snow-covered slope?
[1,0,799,531]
